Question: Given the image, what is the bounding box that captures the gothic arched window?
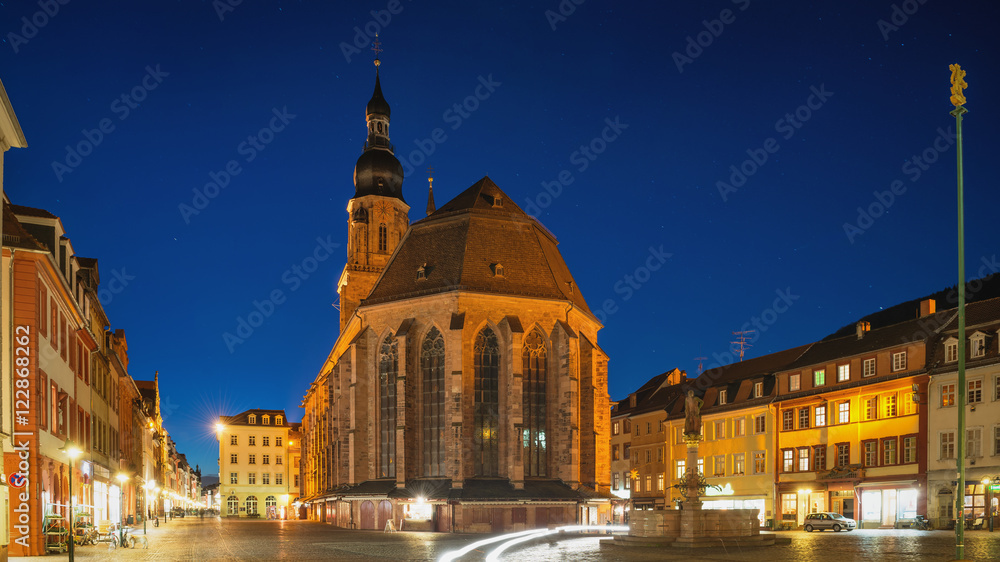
[522,329,547,477]
[421,327,446,477]
[378,223,387,252]
[379,333,398,478]
[474,327,500,476]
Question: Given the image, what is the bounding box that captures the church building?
[299,53,612,533]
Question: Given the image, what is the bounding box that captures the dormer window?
[718,389,727,405]
[945,337,958,363]
[970,332,987,358]
[492,195,504,208]
[416,263,427,280]
[262,415,270,425]
[753,381,763,398]
[248,414,256,424]
[276,415,283,426]
[491,263,504,278]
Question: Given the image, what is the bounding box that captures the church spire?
[353,34,404,201]
[426,166,436,216]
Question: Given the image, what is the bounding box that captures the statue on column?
[684,390,703,437]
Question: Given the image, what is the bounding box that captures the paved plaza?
[16,517,1000,561]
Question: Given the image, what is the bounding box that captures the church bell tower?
[338,38,410,331]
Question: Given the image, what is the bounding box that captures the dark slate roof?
[612,369,688,418]
[2,202,46,251]
[221,409,289,426]
[10,203,57,219]
[938,297,1000,331]
[695,344,812,388]
[363,177,592,315]
[784,316,935,371]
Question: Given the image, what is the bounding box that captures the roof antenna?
[694,357,707,375]
[730,331,755,362]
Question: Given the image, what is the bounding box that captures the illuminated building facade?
[300,57,611,533]
[773,307,934,529]
[217,409,297,519]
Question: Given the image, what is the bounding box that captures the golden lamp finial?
[949,64,967,107]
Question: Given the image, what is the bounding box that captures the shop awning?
[854,480,917,488]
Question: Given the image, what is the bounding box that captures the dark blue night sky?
[3,1,998,474]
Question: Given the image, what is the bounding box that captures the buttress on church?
[298,56,612,533]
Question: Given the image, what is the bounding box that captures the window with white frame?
[276,473,283,485]
[249,454,256,464]
[968,379,983,404]
[263,436,270,446]
[248,414,256,424]
[995,375,1000,401]
[815,405,827,427]
[967,427,982,458]
[903,436,917,463]
[892,351,907,372]
[276,415,283,425]
[753,451,766,474]
[230,435,237,445]
[230,453,237,464]
[863,358,876,377]
[645,475,651,492]
[941,383,956,407]
[612,421,620,435]
[697,458,704,474]
[837,364,850,382]
[675,428,685,444]
[248,472,256,485]
[657,447,663,463]
[782,410,794,431]
[276,437,282,447]
[657,473,664,491]
[940,431,955,459]
[676,460,686,480]
[782,449,794,472]
[719,389,727,405]
[838,401,850,424]
[754,381,763,398]
[262,415,270,425]
[814,369,826,387]
[863,396,878,421]
[945,339,958,362]
[645,450,651,464]
[714,455,726,476]
[263,454,270,465]
[798,408,810,429]
[789,374,800,392]
[994,426,1000,456]
[249,435,256,446]
[798,448,810,471]
[970,333,986,358]
[262,472,270,485]
[733,452,745,475]
[613,473,620,490]
[714,420,726,440]
[882,393,897,418]
[734,417,746,437]
[230,472,238,484]
[624,473,630,489]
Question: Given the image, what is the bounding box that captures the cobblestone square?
[13,518,1000,561]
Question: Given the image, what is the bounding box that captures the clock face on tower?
[375,201,390,220]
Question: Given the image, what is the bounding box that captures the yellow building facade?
[217,409,297,519]
[774,316,931,529]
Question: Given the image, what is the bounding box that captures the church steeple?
[353,35,404,202]
[340,35,410,333]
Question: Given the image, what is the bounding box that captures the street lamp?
[60,440,82,561]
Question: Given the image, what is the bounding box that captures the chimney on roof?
[856,321,870,340]
[919,298,936,317]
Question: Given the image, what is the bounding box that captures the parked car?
[803,512,857,532]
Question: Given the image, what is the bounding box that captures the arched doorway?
[245,496,258,516]
[377,500,392,531]
[360,500,375,529]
